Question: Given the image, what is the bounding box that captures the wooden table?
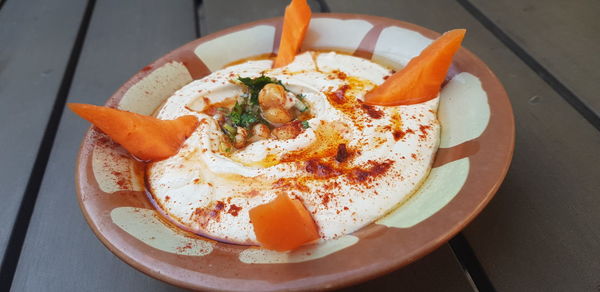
[1,0,599,290]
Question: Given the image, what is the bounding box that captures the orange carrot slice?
[364,29,466,106]
[249,194,319,251]
[68,103,199,161]
[273,0,312,68]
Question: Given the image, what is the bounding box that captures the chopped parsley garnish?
[237,76,283,104]
[228,96,265,129]
[225,76,282,130]
[301,120,310,129]
[221,123,237,141]
[294,94,309,112]
[219,75,312,146]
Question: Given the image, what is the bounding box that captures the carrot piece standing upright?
[68,103,199,161]
[249,194,319,251]
[273,0,312,68]
[364,29,466,106]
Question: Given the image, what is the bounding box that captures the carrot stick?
[68,103,198,161]
[273,0,312,68]
[364,29,466,106]
[249,194,319,251]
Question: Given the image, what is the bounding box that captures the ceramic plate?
[75,14,514,291]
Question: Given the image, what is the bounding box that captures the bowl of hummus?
[75,14,514,291]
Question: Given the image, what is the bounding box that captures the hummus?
[147,51,440,244]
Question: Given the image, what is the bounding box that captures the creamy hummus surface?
[147,52,440,244]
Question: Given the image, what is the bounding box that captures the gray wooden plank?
[327,0,600,291]
[342,245,473,291]
[469,0,600,118]
[199,0,322,36]
[0,0,87,266]
[10,0,196,291]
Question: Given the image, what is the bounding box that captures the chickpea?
[233,127,248,148]
[262,107,293,124]
[258,83,286,109]
[252,123,271,140]
[272,123,302,140]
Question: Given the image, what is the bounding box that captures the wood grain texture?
[0,0,87,266]
[469,0,600,117]
[199,0,321,36]
[10,0,196,291]
[327,0,600,291]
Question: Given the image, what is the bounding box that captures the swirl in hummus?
[146,51,440,244]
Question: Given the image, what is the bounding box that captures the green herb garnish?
[226,76,282,131]
[221,123,237,141]
[221,76,311,145]
[301,120,310,129]
[227,75,285,131]
[237,76,282,104]
[228,98,265,129]
[294,94,309,112]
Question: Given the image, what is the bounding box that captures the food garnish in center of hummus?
[209,76,311,151]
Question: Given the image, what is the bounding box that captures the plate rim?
[75,13,515,291]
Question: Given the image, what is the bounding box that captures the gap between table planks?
[327,0,600,291]
[9,0,197,291]
[0,0,89,285]
[468,0,600,121]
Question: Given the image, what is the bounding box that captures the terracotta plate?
[76,14,514,291]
